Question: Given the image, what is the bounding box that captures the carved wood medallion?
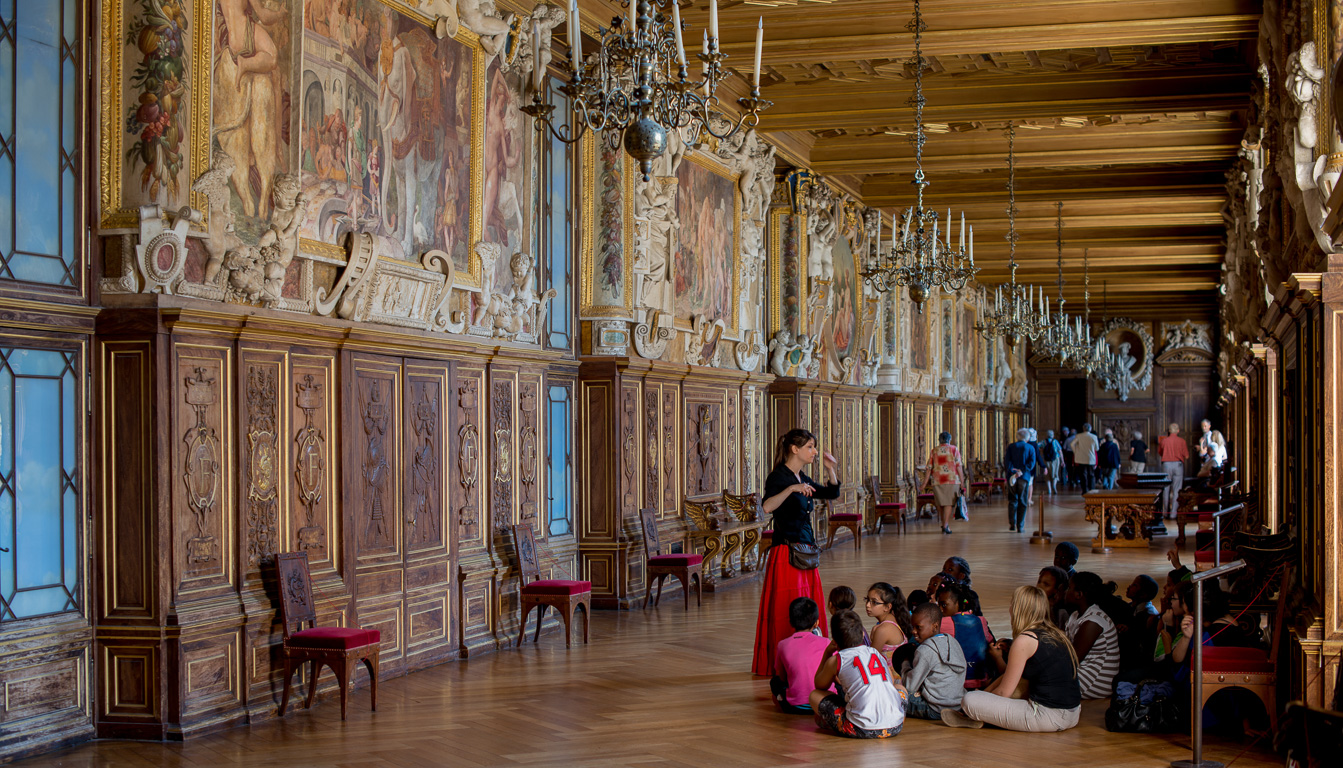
[183,367,220,567]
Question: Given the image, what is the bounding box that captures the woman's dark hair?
[868,581,914,638]
[939,431,952,444]
[789,597,820,632]
[828,585,856,612]
[773,428,816,468]
[831,610,867,649]
[1131,574,1159,603]
[1070,571,1111,606]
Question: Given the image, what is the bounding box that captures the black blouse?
[764,463,841,547]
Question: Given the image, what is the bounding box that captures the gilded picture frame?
[296,0,487,289]
[768,207,807,337]
[100,0,214,230]
[672,149,741,335]
[579,133,634,317]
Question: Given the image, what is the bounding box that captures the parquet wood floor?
[23,493,1277,767]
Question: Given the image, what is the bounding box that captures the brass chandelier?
[859,0,976,309]
[521,0,773,181]
[975,123,1046,347]
[1036,202,1089,362]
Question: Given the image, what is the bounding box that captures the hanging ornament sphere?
[1005,332,1019,348]
[624,119,668,182]
[908,282,928,309]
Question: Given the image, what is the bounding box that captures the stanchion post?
[1030,489,1051,544]
[1170,559,1246,768]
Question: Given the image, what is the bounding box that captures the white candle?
[628,0,636,35]
[570,0,582,65]
[959,212,965,249]
[672,0,687,69]
[945,209,951,248]
[876,214,882,252]
[969,225,974,263]
[710,0,719,40]
[753,17,763,87]
[532,18,543,91]
[701,30,709,94]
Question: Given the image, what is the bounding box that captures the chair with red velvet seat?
[825,500,863,550]
[1199,567,1290,732]
[276,551,380,721]
[514,524,591,646]
[640,507,703,609]
[865,475,908,535]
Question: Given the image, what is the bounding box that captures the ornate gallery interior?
[1,0,1339,764]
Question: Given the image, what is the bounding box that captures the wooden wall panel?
[172,342,234,599]
[403,361,452,671]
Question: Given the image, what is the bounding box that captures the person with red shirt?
[1157,423,1190,518]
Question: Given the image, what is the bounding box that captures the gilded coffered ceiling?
[658,0,1264,320]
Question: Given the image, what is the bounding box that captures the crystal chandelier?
[1092,281,1131,397]
[1037,202,1083,361]
[859,0,976,310]
[975,123,1045,347]
[521,0,773,181]
[1071,248,1100,376]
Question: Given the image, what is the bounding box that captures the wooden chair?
[513,524,591,647]
[825,499,863,550]
[1199,567,1291,732]
[990,461,1008,497]
[276,551,380,721]
[639,507,703,609]
[865,475,908,534]
[909,471,937,518]
[968,460,994,504]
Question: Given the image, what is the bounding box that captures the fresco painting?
[673,156,736,325]
[298,0,473,267]
[830,235,856,361]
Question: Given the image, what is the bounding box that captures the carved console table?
[1083,489,1162,554]
[683,498,764,591]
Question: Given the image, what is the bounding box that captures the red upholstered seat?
[1194,549,1239,563]
[648,553,704,566]
[290,626,381,651]
[762,529,773,536]
[874,502,906,510]
[1203,646,1273,674]
[830,513,862,521]
[521,579,592,596]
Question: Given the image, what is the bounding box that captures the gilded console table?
[683,499,764,588]
[1083,489,1162,554]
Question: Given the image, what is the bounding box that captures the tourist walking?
[922,432,967,536]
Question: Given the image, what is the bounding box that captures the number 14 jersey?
[835,645,906,731]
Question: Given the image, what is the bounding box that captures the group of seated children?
[770,546,1267,738]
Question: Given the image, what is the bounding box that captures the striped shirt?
[1065,605,1121,700]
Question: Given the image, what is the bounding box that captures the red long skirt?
[751,545,827,676]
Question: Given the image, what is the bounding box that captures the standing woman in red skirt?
[751,428,842,676]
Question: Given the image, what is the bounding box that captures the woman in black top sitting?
[942,585,1083,732]
[750,428,841,676]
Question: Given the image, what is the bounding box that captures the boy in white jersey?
[809,610,907,738]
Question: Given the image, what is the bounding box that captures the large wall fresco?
[299,0,476,268]
[672,154,738,330]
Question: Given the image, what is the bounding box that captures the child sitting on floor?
[1054,541,1080,583]
[904,602,966,720]
[866,582,912,661]
[810,610,907,739]
[937,581,995,688]
[1037,565,1072,628]
[770,597,832,714]
[827,586,857,637]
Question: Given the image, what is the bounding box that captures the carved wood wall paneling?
[517,375,543,537]
[487,367,519,645]
[240,352,287,575]
[452,367,486,552]
[662,384,678,515]
[621,383,640,516]
[725,391,738,494]
[346,353,405,675]
[643,383,661,511]
[685,398,721,500]
[173,343,234,597]
[577,364,620,605]
[96,340,164,739]
[402,361,453,672]
[290,355,337,566]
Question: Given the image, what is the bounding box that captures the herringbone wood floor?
[24,492,1277,767]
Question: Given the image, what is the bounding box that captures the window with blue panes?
[541,76,573,350]
[0,347,80,622]
[545,384,572,537]
[2,0,81,287]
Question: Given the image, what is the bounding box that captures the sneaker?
[940,709,984,729]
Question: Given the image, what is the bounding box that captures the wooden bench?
[683,498,764,587]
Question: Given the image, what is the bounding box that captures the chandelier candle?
[754,17,763,87]
[568,0,581,62]
[672,1,686,69]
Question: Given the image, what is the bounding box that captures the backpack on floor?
[1105,679,1181,733]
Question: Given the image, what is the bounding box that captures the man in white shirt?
[1070,423,1100,493]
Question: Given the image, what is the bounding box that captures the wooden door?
[402,361,453,670]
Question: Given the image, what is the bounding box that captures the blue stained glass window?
[545,384,572,537]
[1,0,79,287]
[542,76,573,350]
[0,346,80,622]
